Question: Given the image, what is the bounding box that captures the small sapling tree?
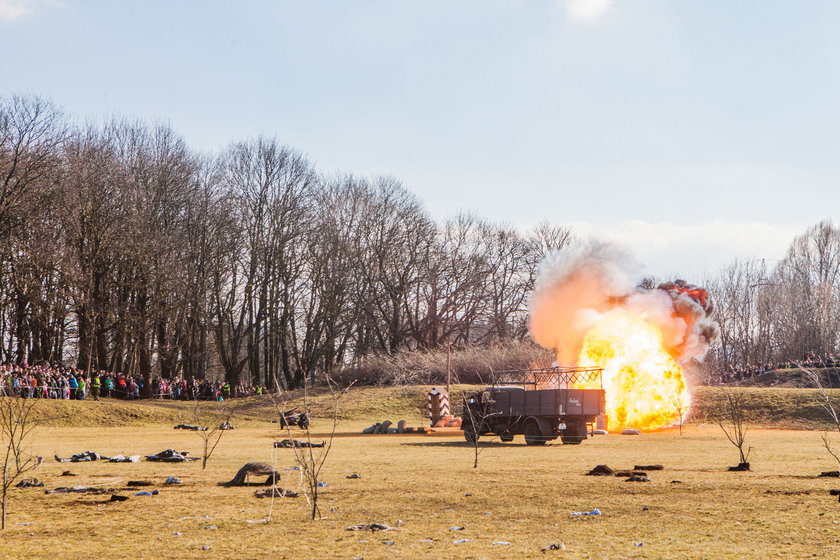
[804,366,840,471]
[270,374,352,520]
[1,397,42,529]
[461,390,506,468]
[187,397,238,470]
[670,391,686,436]
[714,387,752,470]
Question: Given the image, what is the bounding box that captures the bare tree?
[670,391,686,436]
[804,366,840,470]
[714,387,752,470]
[187,398,238,470]
[770,222,840,361]
[461,389,505,468]
[269,374,351,520]
[705,259,773,375]
[1,397,42,529]
[0,95,65,240]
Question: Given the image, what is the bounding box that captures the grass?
[691,386,840,428]
[1,386,840,559]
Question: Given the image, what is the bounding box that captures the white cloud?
[0,0,40,22]
[564,0,614,21]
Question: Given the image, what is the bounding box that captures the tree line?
[3,94,836,390]
[0,95,572,392]
[705,220,840,377]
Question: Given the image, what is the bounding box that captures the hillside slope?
[9,384,840,428]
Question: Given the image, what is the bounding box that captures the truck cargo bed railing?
[494,366,603,388]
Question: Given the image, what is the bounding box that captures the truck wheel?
[524,420,547,446]
[499,434,514,442]
[464,425,478,443]
[561,421,586,445]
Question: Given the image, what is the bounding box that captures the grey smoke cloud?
[529,238,719,366]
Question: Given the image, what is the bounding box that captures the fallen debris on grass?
[346,523,398,532]
[273,439,325,448]
[634,465,664,471]
[362,420,432,434]
[570,509,601,516]
[625,474,650,482]
[15,478,43,488]
[254,487,300,498]
[614,471,647,477]
[541,543,566,552]
[587,465,614,476]
[46,486,136,495]
[174,424,208,431]
[107,454,141,463]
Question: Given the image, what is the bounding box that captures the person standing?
[68,373,78,399]
[91,374,101,401]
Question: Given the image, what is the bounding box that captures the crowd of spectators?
[0,362,260,400]
[722,353,840,382]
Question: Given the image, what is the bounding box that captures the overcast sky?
[2,0,838,280]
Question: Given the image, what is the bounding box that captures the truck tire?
[524,419,548,446]
[463,423,478,443]
[499,434,514,442]
[561,420,586,445]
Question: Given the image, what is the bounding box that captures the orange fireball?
[575,309,690,431]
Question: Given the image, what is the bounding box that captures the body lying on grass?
[145,449,196,462]
[55,452,140,463]
[273,439,324,448]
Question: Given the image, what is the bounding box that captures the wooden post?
[446,339,451,397]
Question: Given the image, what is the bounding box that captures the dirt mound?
[587,465,614,476]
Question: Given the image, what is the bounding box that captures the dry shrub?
[335,341,553,386]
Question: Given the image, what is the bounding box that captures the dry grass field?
[1,388,840,560]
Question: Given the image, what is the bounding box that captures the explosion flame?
[529,240,719,431]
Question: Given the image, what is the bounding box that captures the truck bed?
[492,388,605,418]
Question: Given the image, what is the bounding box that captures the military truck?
[461,366,605,445]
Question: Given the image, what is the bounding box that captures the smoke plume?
[528,238,719,365]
